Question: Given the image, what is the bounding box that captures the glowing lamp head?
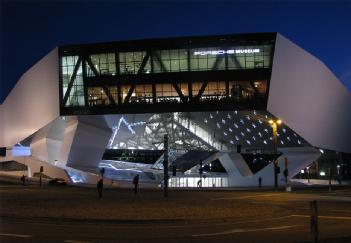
[268,120,274,124]
[277,120,282,125]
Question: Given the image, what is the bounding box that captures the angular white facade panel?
[30,117,66,164]
[0,155,69,181]
[268,34,351,153]
[0,48,60,147]
[223,147,320,187]
[66,116,111,168]
[59,118,79,165]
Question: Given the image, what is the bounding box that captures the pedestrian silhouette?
[21,175,26,186]
[258,177,262,188]
[97,179,103,198]
[197,179,202,188]
[133,174,139,194]
[283,169,288,185]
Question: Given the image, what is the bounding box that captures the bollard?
[328,167,332,192]
[39,166,43,187]
[163,134,169,198]
[310,200,319,243]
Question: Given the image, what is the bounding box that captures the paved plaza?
[1,185,351,242]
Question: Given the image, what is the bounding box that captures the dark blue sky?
[1,0,351,103]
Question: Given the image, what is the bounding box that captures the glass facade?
[88,53,116,76]
[81,80,267,108]
[115,45,271,75]
[119,51,151,74]
[155,83,179,102]
[133,84,153,103]
[169,176,229,188]
[88,86,117,106]
[153,49,188,73]
[61,55,85,107]
[59,33,275,114]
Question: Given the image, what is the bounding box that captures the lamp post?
[269,119,282,190]
[163,134,169,198]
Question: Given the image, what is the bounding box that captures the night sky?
[1,0,351,103]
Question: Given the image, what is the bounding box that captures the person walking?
[97,179,103,199]
[133,174,139,195]
[21,174,26,186]
[258,177,262,188]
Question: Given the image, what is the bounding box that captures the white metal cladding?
[0,48,60,147]
[268,33,351,153]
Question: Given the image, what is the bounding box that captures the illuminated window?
[153,49,188,73]
[133,84,153,103]
[88,53,116,76]
[190,47,226,71]
[119,51,151,74]
[61,56,85,107]
[88,86,117,106]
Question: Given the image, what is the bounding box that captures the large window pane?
[60,55,85,107]
[190,47,226,71]
[89,53,116,76]
[133,84,153,103]
[153,49,188,73]
[119,51,151,74]
[155,83,179,102]
[227,45,271,70]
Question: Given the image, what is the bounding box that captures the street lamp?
[269,119,282,190]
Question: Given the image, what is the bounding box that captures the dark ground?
[1,184,351,242]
